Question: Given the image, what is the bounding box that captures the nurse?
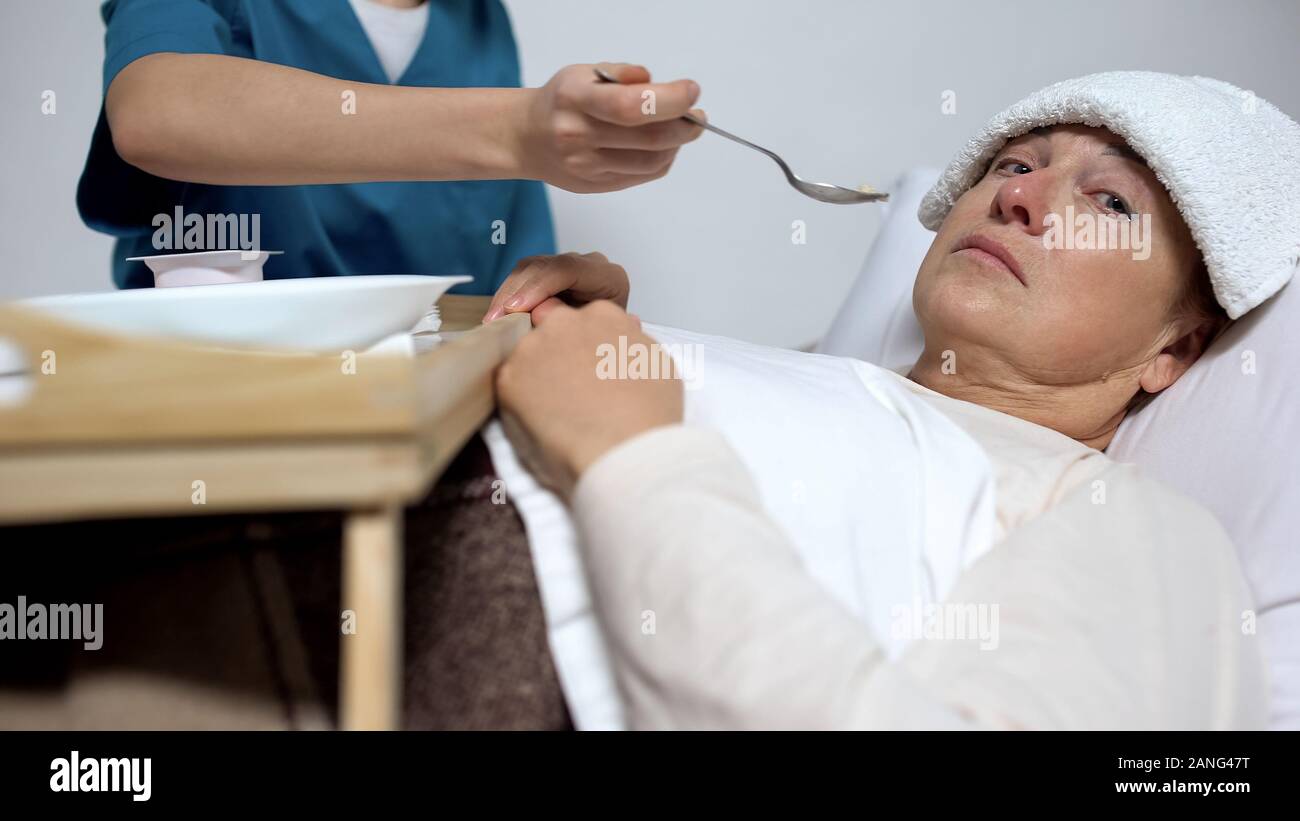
[77,0,705,292]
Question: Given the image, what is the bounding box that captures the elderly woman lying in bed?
[483,72,1296,729]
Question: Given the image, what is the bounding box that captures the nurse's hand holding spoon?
[518,62,707,192]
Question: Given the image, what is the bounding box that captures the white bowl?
[125,249,283,287]
[19,275,472,353]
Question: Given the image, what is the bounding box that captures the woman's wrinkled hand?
[484,251,629,324]
[516,62,705,193]
[495,300,683,498]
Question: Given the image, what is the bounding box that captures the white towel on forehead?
[917,71,1300,319]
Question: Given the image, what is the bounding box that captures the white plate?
[19,275,472,353]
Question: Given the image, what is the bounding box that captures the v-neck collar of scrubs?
[342,0,434,86]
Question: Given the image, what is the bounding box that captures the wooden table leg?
[339,505,403,730]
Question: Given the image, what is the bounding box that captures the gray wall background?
[3,0,1298,347]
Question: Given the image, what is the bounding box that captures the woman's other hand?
[517,62,706,193]
[484,252,630,324]
[495,300,684,497]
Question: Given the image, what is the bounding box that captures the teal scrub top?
[77,0,555,293]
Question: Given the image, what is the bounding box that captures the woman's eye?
[994,159,1032,175]
[1095,192,1133,217]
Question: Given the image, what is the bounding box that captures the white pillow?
[817,167,936,370]
[1107,279,1300,730]
[820,167,1300,730]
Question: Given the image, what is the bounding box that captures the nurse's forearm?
[106,53,529,185]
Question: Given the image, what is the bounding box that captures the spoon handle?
[591,66,886,204]
[681,113,784,166]
[594,68,790,173]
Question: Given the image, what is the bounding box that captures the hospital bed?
[2,171,1294,730]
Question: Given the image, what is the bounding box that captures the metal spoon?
[594,66,887,205]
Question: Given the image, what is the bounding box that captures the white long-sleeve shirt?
[569,378,1268,730]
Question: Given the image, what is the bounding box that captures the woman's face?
[912,124,1203,389]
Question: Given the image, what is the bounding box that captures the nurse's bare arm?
[105,53,704,192]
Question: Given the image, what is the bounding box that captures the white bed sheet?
[484,324,998,729]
